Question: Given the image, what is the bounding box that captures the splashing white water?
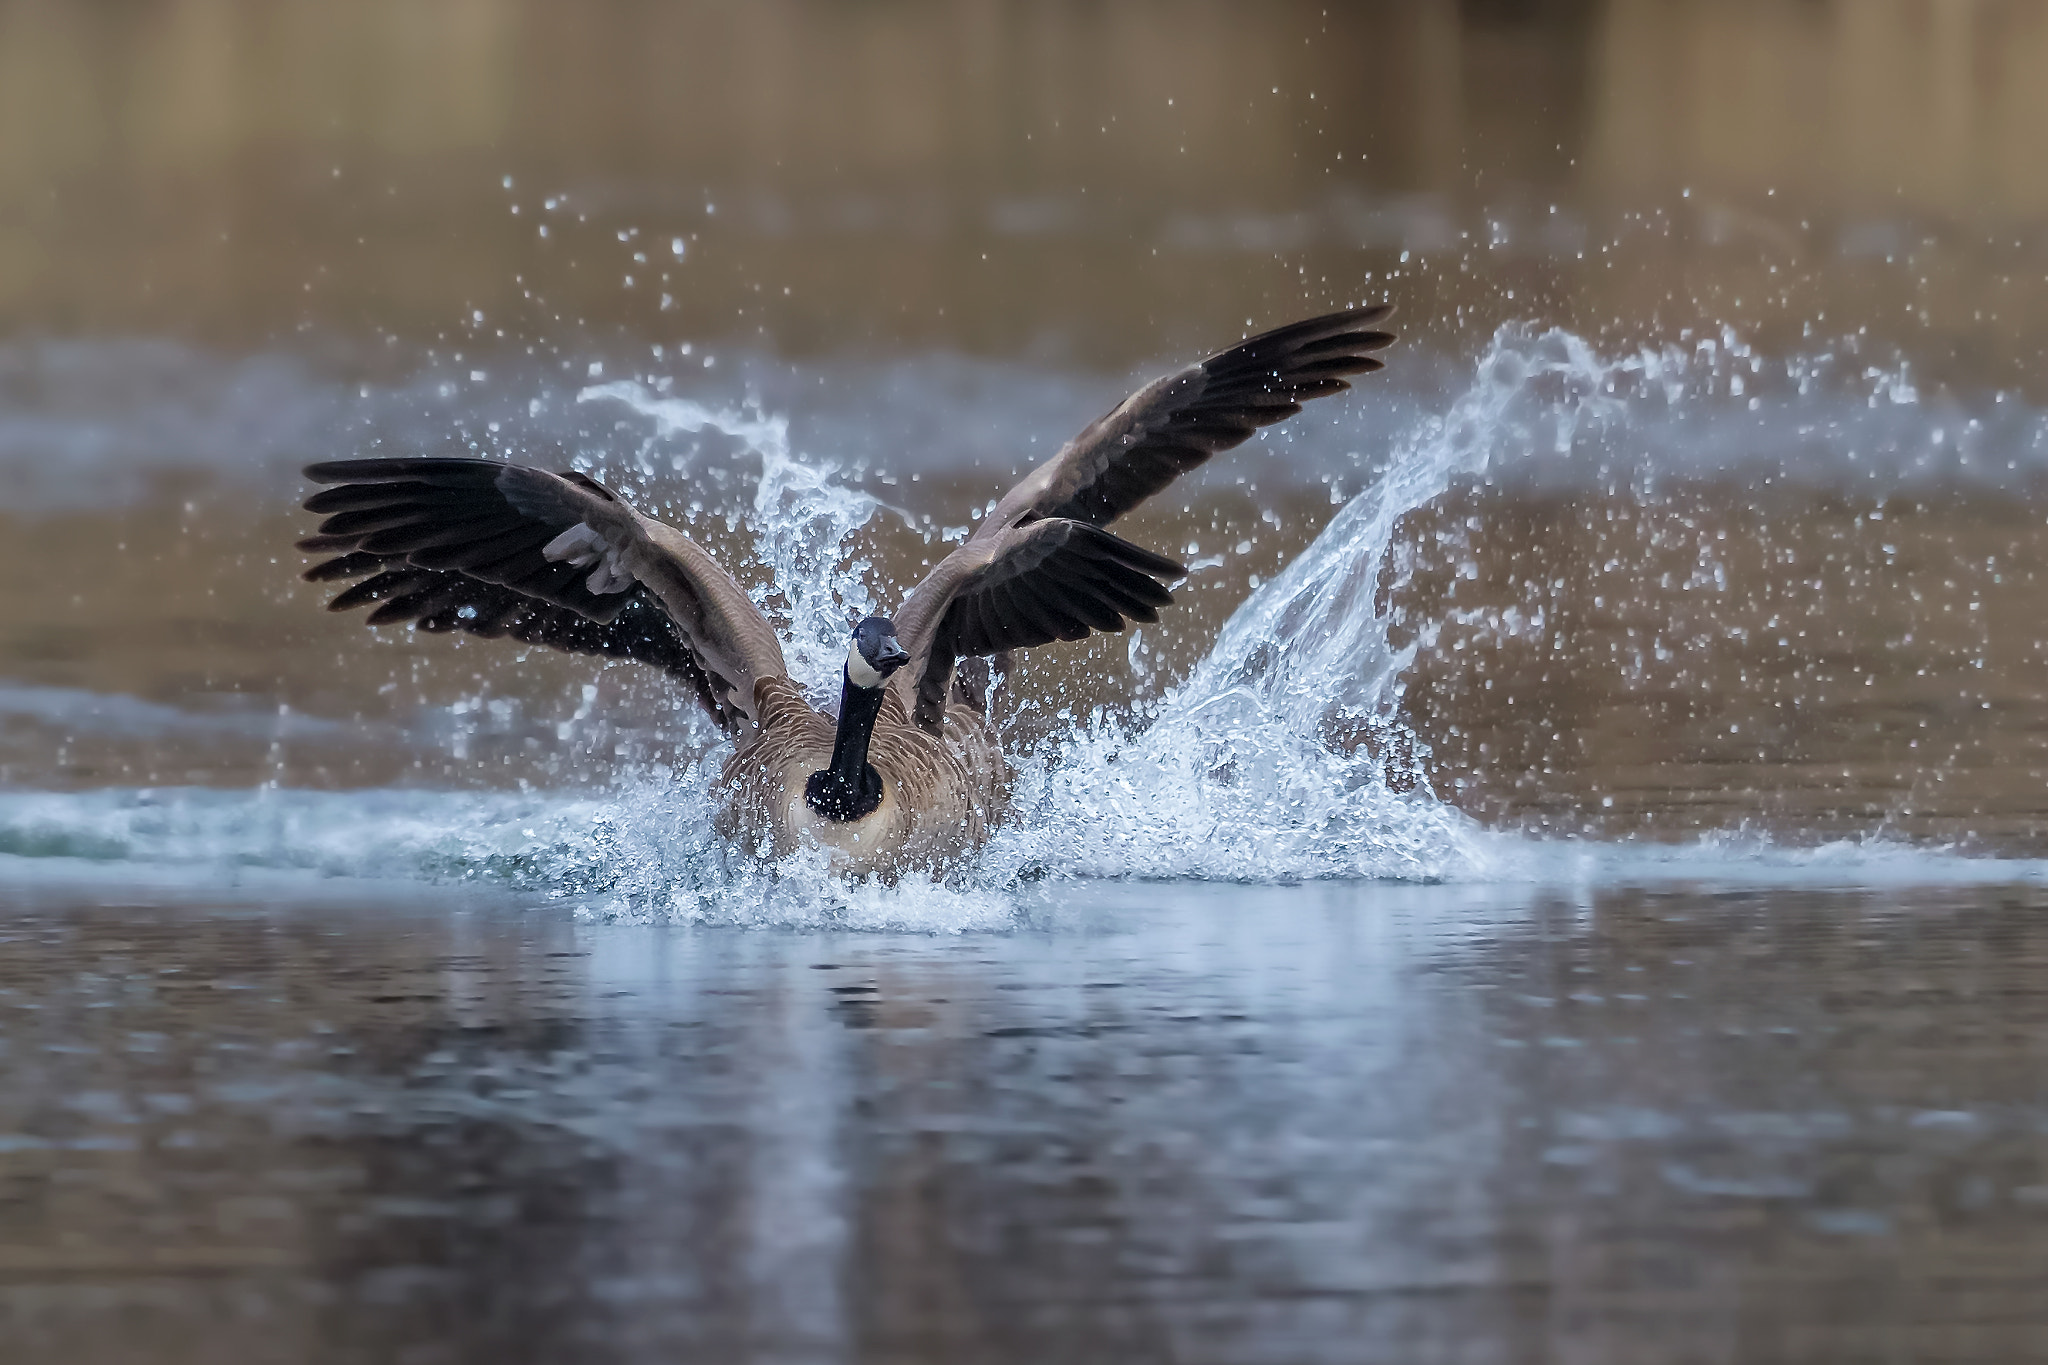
[569,327,1735,894]
[10,326,2043,927]
[577,381,880,700]
[986,327,1631,881]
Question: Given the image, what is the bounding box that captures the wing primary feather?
[314,506,445,538]
[407,525,552,571]
[328,570,428,613]
[301,551,391,583]
[1293,332,1395,361]
[297,532,375,556]
[1069,528,1186,580]
[305,457,508,486]
[1290,356,1383,381]
[1014,580,1091,641]
[500,558,590,598]
[356,514,526,556]
[462,546,578,589]
[303,482,436,515]
[1085,557,1176,608]
[1280,377,1353,400]
[1076,570,1164,621]
[366,581,471,626]
[1049,581,1126,634]
[1159,418,1259,451]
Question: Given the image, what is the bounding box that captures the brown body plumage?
[714,678,1005,875]
[290,306,1395,877]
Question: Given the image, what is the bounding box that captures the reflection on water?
[6,878,2048,1363]
[6,2,2048,1356]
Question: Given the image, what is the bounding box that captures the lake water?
[5,2,2048,1360]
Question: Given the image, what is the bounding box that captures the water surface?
[7,2,2048,1359]
[8,876,2048,1363]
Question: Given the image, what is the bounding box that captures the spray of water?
[561,328,1652,902]
[575,381,880,699]
[15,326,2030,927]
[989,327,1632,881]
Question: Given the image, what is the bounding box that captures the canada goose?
[296,305,1395,875]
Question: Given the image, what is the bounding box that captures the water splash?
[992,327,1628,880]
[577,381,880,699]
[564,327,1822,892]
[572,341,1594,888]
[11,326,2046,926]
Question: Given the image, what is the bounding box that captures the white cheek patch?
[845,639,884,689]
[543,522,634,594]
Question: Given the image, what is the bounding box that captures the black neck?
[804,669,886,821]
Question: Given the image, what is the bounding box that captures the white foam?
[577,381,884,704]
[3,782,2043,936]
[0,781,1019,933]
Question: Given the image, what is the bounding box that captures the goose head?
[845,616,911,690]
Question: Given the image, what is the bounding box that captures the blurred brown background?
[3,0,2044,376]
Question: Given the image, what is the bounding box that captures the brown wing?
[298,456,787,732]
[302,552,727,721]
[984,304,1394,530]
[892,305,1394,729]
[894,519,1184,728]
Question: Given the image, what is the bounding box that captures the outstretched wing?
[986,304,1394,530]
[892,305,1395,728]
[893,519,1182,727]
[298,457,787,731]
[301,552,730,721]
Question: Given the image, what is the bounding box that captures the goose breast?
[714,678,1006,877]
